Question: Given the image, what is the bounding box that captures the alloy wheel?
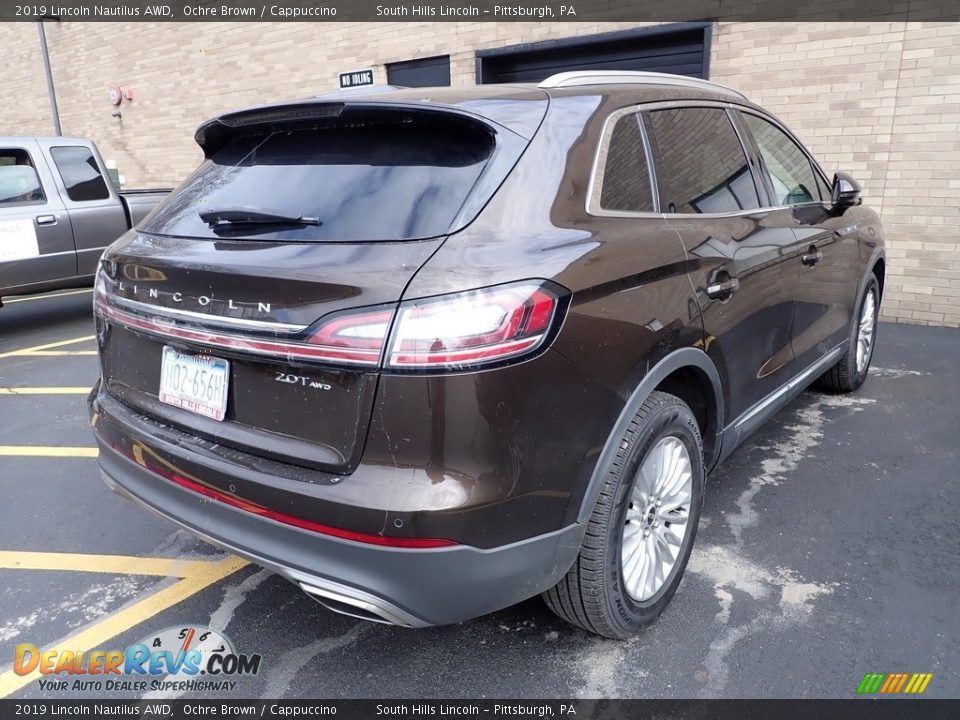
[621,436,693,602]
[856,288,877,374]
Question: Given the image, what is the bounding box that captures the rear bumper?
[94,429,584,627]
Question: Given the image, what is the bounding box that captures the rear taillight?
[98,274,565,373]
[306,309,394,366]
[387,283,561,370]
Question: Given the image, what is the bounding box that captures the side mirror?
[831,171,862,207]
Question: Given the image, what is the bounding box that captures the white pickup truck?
[0,136,169,306]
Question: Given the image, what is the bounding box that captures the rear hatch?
[95,99,538,474]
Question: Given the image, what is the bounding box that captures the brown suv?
[90,72,885,638]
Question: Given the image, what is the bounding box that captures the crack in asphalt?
[259,622,372,699]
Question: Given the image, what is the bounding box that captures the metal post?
[36,20,62,136]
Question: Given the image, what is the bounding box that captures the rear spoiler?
[194,102,505,158]
[195,103,345,156]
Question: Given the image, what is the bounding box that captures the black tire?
[815,272,880,393]
[542,391,705,639]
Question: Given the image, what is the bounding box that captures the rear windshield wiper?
[199,207,322,227]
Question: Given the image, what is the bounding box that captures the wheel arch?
[872,255,886,299]
[571,347,724,525]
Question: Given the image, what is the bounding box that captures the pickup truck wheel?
[543,391,704,639]
[816,272,879,393]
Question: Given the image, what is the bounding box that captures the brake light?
[387,283,561,369]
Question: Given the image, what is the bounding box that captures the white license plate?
[158,346,230,421]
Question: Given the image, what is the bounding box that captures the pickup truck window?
[50,146,111,202]
[0,149,45,206]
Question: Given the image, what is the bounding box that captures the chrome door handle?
[706,277,740,300]
[802,249,823,267]
[36,214,57,226]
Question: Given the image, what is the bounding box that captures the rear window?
[144,116,496,242]
[50,146,111,202]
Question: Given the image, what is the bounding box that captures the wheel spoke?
[663,529,683,549]
[661,514,688,532]
[633,538,651,597]
[656,532,677,565]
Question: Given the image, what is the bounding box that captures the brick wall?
[0,20,957,325]
[710,22,960,326]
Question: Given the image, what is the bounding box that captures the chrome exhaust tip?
[299,582,415,627]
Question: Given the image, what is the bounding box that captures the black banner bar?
[2,0,959,22]
[1,700,959,720]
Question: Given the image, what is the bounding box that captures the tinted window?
[0,149,45,205]
[598,113,654,213]
[145,116,495,242]
[741,114,819,206]
[646,108,760,214]
[50,146,111,202]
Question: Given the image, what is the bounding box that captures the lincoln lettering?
[115,283,271,314]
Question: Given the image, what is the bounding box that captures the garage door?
[477,23,711,84]
[387,55,451,87]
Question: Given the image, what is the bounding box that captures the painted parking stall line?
[0,387,91,395]
[2,289,93,304]
[0,446,98,458]
[0,554,249,698]
[0,294,252,701]
[0,334,96,359]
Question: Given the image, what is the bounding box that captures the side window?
[646,107,760,214]
[0,149,46,206]
[741,113,819,206]
[50,146,110,202]
[597,113,654,213]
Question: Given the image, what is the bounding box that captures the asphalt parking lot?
[0,288,957,700]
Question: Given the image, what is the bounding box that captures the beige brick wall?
[710,21,960,326]
[1,20,958,325]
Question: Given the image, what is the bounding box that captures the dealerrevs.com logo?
[15,626,261,693]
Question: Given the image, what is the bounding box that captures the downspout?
[36,19,62,136]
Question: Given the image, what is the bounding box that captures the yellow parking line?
[11,350,97,356]
[0,551,236,579]
[0,335,96,359]
[4,288,93,303]
[0,446,99,458]
[0,387,91,395]
[0,554,249,698]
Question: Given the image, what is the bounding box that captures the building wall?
[0,20,957,326]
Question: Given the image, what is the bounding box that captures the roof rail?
[537,71,748,101]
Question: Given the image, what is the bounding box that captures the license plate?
[158,346,230,421]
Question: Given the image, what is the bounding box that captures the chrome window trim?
[585,105,660,218]
[586,99,834,220]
